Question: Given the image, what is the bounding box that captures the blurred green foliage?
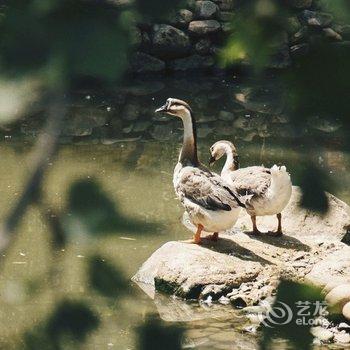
[137,314,185,350]
[0,0,134,85]
[64,179,156,237]
[24,300,100,349]
[88,254,129,298]
[261,280,324,350]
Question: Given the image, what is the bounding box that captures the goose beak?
[155,103,168,113]
[209,156,216,167]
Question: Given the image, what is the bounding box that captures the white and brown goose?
[209,140,292,236]
[155,99,245,244]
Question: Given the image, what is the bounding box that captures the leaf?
[88,255,129,298]
[296,162,330,214]
[137,314,185,350]
[261,280,324,350]
[64,179,157,237]
[0,0,133,83]
[23,299,99,349]
[46,300,100,342]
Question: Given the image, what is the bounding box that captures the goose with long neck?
[155,98,244,244]
[209,140,292,236]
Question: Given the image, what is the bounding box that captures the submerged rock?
[168,54,215,71]
[169,9,194,29]
[130,52,165,73]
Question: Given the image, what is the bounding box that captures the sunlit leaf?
[296,162,330,214]
[0,0,133,83]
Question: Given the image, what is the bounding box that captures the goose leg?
[251,215,261,234]
[209,232,219,241]
[275,213,283,236]
[193,224,203,244]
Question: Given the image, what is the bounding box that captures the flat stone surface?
[130,52,165,73]
[188,20,221,36]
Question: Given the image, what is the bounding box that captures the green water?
[0,77,349,349]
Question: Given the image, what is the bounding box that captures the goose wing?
[229,166,271,197]
[177,167,245,211]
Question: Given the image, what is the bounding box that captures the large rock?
[152,24,190,58]
[133,187,350,304]
[130,52,165,73]
[169,9,194,29]
[133,240,262,299]
[299,10,333,28]
[195,1,218,19]
[188,20,221,36]
[62,107,107,137]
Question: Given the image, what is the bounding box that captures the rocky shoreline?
[133,187,350,345]
[127,0,350,74]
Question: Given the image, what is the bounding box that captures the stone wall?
[129,0,350,74]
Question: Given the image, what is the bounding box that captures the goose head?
[155,98,192,119]
[209,140,239,168]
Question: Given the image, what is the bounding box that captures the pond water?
[0,76,349,349]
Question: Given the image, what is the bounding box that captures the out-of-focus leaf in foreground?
[295,161,330,214]
[135,0,183,21]
[0,0,134,84]
[137,314,185,350]
[88,255,129,298]
[221,0,290,69]
[261,280,324,350]
[64,179,158,237]
[24,300,99,349]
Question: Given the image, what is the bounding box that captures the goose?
[209,140,292,236]
[155,99,245,244]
